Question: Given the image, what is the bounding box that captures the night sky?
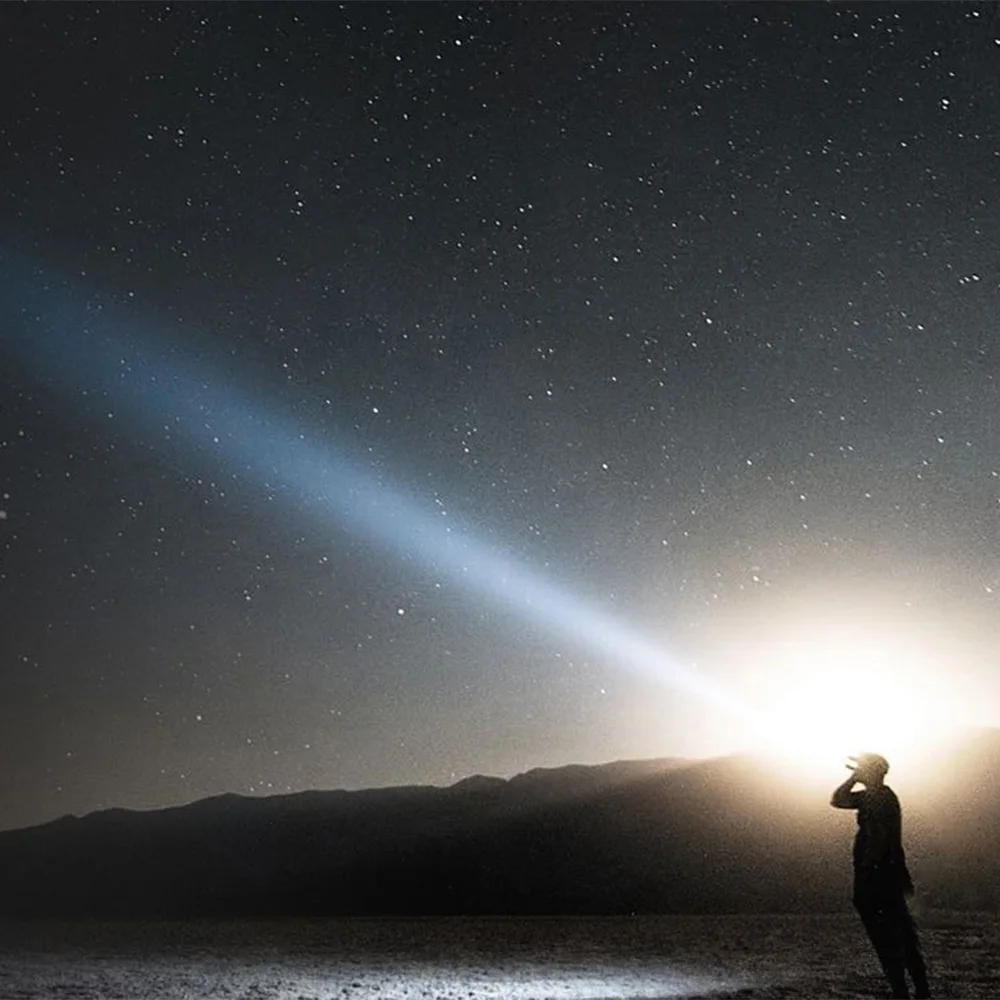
[3,2,1000,832]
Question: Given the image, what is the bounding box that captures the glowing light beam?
[0,264,746,721]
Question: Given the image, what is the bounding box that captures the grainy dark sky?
[2,2,999,831]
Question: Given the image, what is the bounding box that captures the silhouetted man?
[831,753,930,999]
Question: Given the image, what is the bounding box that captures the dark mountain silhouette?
[1,736,998,918]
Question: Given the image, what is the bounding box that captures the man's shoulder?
[867,785,901,813]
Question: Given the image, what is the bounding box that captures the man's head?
[849,752,890,787]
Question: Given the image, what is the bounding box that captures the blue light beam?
[0,265,747,720]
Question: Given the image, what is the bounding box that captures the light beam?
[0,263,747,721]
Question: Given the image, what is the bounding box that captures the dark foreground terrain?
[0,912,995,999]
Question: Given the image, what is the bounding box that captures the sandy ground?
[0,912,995,999]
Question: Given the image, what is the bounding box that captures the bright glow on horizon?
[735,615,971,776]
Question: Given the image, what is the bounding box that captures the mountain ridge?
[2,740,997,917]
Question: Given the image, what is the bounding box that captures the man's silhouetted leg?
[855,881,910,998]
[879,881,930,998]
[856,907,908,997]
[900,909,930,998]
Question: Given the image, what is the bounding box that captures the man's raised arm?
[830,769,861,809]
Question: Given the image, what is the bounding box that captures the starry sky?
[2,2,1000,832]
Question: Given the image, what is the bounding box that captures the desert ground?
[0,912,995,999]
